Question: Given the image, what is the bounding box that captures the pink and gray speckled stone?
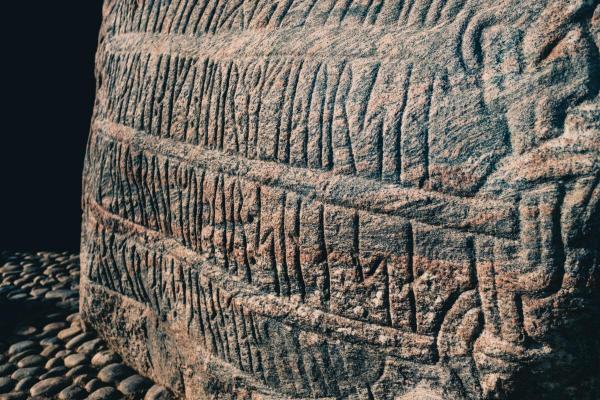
[80,1,600,399]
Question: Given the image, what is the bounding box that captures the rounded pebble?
[13,326,37,336]
[64,354,88,369]
[41,344,61,358]
[16,355,45,368]
[76,338,104,356]
[0,363,16,376]
[6,293,29,301]
[55,349,73,358]
[34,329,56,340]
[58,384,87,400]
[0,377,15,392]
[39,366,68,380]
[14,376,37,392]
[43,322,68,333]
[144,385,173,400]
[57,326,82,341]
[8,350,37,364]
[10,366,43,380]
[87,387,119,400]
[0,392,26,400]
[66,313,80,323]
[45,357,64,369]
[40,337,62,347]
[72,374,93,386]
[85,378,105,393]
[29,376,69,397]
[91,351,121,368]
[117,374,152,397]
[7,341,37,356]
[65,365,94,378]
[65,332,94,350]
[98,363,132,385]
[45,289,77,300]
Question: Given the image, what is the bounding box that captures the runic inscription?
[82,1,600,399]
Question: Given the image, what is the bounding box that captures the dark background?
[1,2,104,252]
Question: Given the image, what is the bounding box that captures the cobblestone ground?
[0,251,175,400]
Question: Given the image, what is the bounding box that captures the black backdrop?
[1,1,104,252]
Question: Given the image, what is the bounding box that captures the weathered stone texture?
[81,0,600,398]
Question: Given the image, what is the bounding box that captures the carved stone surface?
[80,1,600,399]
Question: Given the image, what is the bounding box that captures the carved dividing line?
[93,119,518,238]
[84,200,438,362]
[104,25,456,63]
[108,0,469,37]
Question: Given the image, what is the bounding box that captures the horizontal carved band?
[92,120,517,237]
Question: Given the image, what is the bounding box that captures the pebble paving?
[0,251,175,400]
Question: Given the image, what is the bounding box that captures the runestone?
[81,1,600,399]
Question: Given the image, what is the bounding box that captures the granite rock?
[80,1,600,399]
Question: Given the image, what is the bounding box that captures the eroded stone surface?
[81,1,600,399]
